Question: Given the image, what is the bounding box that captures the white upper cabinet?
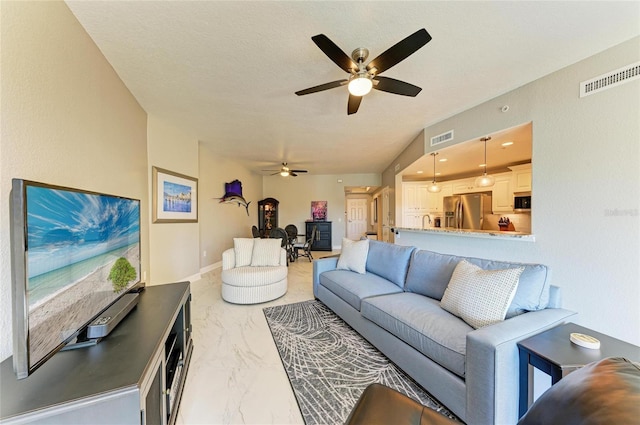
[492,173,514,212]
[452,178,494,194]
[403,182,429,213]
[510,164,532,192]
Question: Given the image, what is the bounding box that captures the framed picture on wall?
[152,166,198,223]
[311,201,327,221]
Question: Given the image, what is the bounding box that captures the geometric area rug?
[263,300,460,425]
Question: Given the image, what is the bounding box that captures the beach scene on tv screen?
[26,186,140,368]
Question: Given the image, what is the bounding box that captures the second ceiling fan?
[295,28,432,115]
[263,162,308,177]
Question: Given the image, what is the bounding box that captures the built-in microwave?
[514,194,531,212]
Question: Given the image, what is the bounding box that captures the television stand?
[0,282,192,425]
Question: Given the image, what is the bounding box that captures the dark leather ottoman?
[345,383,455,425]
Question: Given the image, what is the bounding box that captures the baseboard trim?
[201,261,221,274]
[182,272,202,283]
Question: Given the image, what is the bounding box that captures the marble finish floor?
[176,252,338,425]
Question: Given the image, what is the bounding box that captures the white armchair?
[221,238,288,304]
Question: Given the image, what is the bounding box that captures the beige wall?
[198,146,263,265]
[389,37,640,345]
[264,173,381,247]
[147,115,200,284]
[0,2,149,361]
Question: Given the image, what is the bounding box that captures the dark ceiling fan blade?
[366,28,432,75]
[373,76,422,97]
[270,172,280,176]
[295,79,348,96]
[290,169,308,173]
[347,94,362,115]
[290,172,298,177]
[312,34,358,73]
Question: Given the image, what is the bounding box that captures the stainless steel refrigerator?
[443,192,492,230]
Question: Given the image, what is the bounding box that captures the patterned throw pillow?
[233,238,255,267]
[250,238,282,266]
[337,238,369,274]
[440,260,524,329]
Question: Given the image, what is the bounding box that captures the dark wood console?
[0,282,193,425]
[306,221,332,251]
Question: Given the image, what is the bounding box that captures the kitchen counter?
[394,226,535,242]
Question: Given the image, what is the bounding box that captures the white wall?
[147,115,200,284]
[0,2,148,361]
[391,37,640,345]
[263,174,381,248]
[198,145,263,265]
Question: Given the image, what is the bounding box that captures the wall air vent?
[580,61,640,98]
[430,130,454,146]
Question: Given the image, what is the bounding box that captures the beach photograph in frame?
[14,181,141,373]
[152,166,198,223]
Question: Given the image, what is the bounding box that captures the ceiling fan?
[295,28,432,115]
[262,163,308,177]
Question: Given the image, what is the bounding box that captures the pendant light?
[475,136,495,188]
[427,152,441,193]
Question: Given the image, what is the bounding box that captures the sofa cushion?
[250,238,282,266]
[361,292,471,378]
[405,249,550,318]
[518,357,640,425]
[319,270,402,311]
[337,238,369,274]
[440,260,524,329]
[221,265,287,287]
[365,240,416,288]
[234,238,255,267]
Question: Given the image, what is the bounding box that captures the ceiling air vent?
[580,61,640,98]
[430,130,454,146]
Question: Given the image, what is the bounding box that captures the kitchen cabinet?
[403,213,423,229]
[452,178,486,194]
[428,183,453,213]
[402,182,429,213]
[510,164,532,192]
[492,174,514,212]
[402,182,430,228]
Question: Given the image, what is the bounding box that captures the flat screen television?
[10,179,141,379]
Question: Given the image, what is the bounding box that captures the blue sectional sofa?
[313,240,576,425]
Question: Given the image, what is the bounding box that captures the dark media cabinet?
[0,282,193,425]
[306,221,332,251]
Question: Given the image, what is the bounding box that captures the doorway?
[346,198,368,240]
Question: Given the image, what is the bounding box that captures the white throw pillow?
[336,238,369,274]
[233,238,255,267]
[250,238,282,266]
[440,260,524,329]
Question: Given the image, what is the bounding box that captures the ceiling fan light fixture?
[280,170,290,177]
[348,74,373,96]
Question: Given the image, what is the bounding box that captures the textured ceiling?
[65,1,640,176]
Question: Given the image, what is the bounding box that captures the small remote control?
[570,333,601,349]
